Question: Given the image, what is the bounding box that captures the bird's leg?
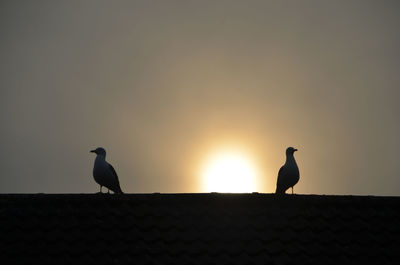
[100,186,103,193]
[107,189,110,194]
[292,187,294,194]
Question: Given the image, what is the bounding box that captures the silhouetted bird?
[275,147,299,195]
[90,147,123,194]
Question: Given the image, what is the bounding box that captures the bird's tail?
[275,186,285,195]
[116,186,124,194]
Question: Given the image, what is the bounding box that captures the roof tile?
[1,194,399,264]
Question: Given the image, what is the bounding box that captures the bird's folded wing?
[277,166,284,184]
[108,163,120,183]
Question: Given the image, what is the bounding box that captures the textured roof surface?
[1,193,399,264]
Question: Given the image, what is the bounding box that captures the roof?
[1,193,399,264]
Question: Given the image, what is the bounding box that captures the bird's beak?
[294,149,298,152]
[90,150,96,153]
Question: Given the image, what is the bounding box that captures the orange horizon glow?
[200,149,260,193]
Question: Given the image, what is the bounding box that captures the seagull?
[90,147,123,194]
[275,147,300,195]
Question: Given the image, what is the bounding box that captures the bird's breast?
[93,158,109,178]
[284,159,299,177]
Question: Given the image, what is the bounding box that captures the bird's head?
[286,147,298,156]
[90,147,106,156]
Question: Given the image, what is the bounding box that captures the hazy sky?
[1,0,399,195]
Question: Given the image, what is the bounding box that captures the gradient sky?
[1,0,399,195]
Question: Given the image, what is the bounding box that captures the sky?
[1,0,399,195]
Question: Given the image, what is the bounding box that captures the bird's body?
[276,147,299,195]
[91,147,123,194]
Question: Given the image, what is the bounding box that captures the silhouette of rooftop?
[1,193,399,264]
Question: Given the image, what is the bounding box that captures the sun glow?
[202,151,259,193]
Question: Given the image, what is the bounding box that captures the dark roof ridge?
[1,193,399,264]
[0,192,398,196]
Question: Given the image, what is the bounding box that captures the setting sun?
[201,151,259,193]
